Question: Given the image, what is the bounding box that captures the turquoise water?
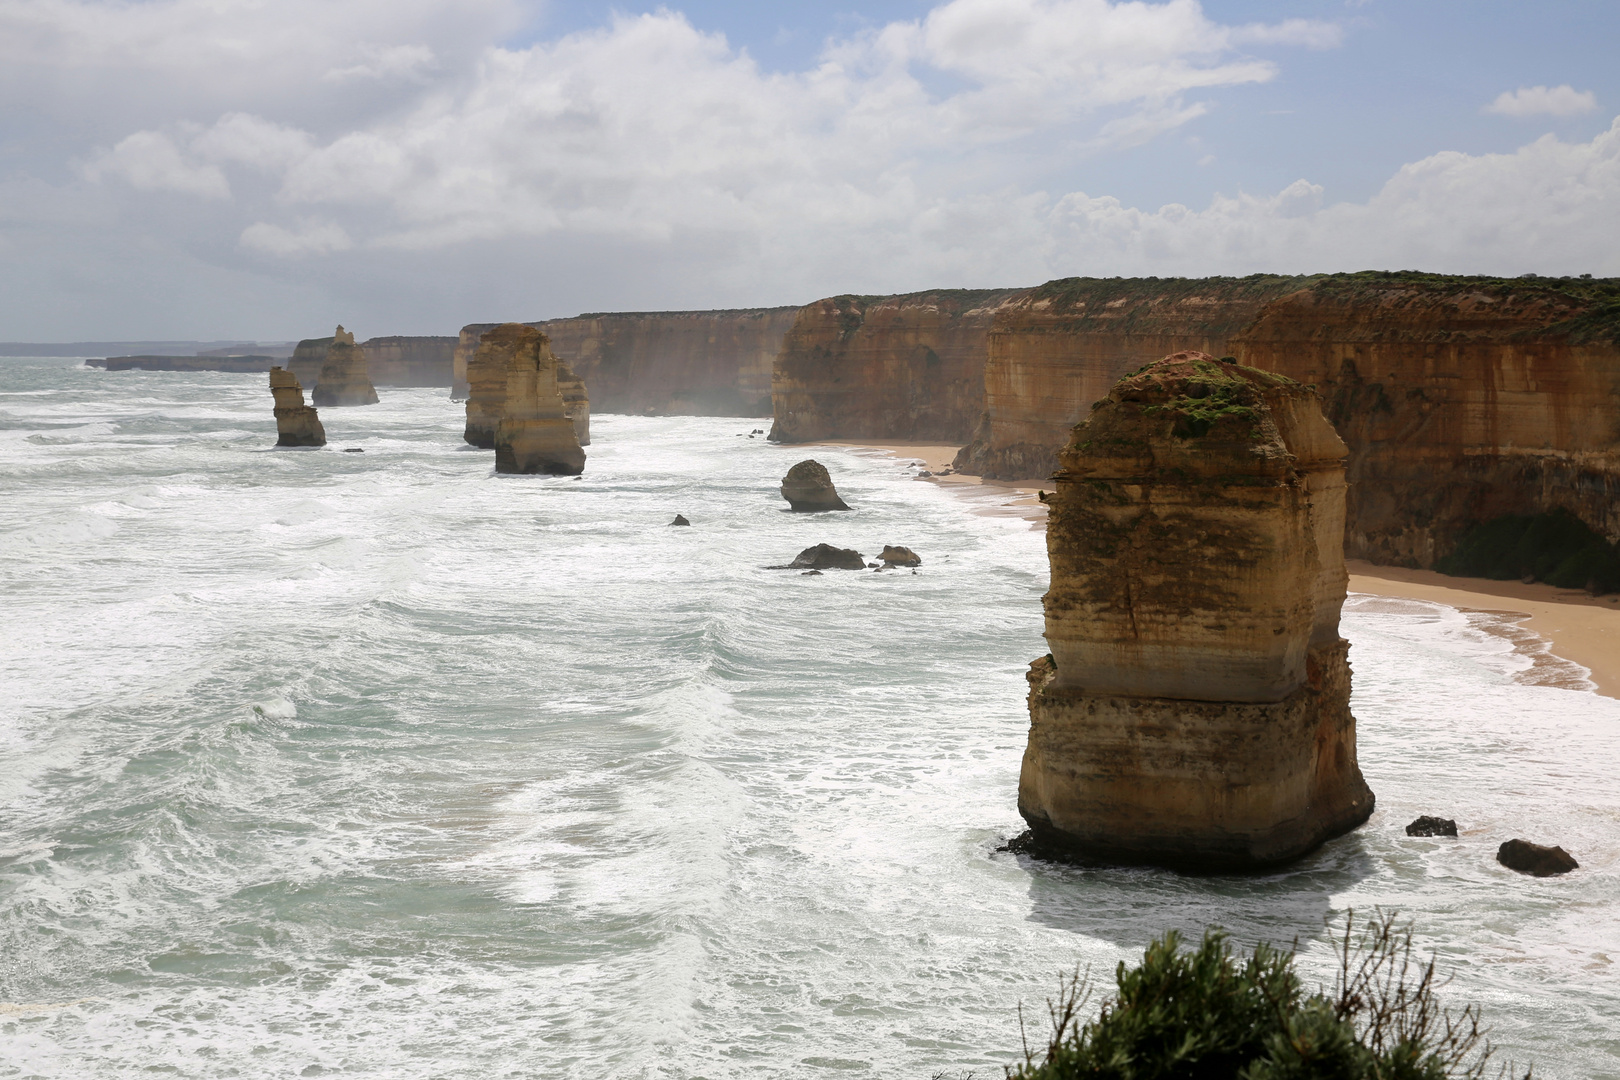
[1,357,1617,1078]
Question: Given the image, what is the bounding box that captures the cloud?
[1485,84,1597,118]
[239,220,353,256]
[85,130,230,198]
[324,43,438,84]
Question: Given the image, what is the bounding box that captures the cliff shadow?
[1002,828,1378,954]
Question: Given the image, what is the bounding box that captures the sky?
[1,0,1616,340]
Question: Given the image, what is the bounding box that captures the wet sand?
[1348,560,1620,699]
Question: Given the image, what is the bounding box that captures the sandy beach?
[1347,560,1620,699]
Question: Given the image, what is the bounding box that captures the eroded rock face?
[269,367,325,447]
[311,326,379,407]
[781,460,851,511]
[556,361,591,446]
[1018,352,1373,870]
[770,289,1026,444]
[479,324,586,475]
[955,277,1305,480]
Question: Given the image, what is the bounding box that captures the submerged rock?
[1405,815,1458,837]
[671,514,691,526]
[268,367,325,447]
[780,459,851,511]
[1017,353,1374,870]
[311,326,379,407]
[1497,839,1578,876]
[880,545,922,567]
[769,544,865,571]
[477,324,586,475]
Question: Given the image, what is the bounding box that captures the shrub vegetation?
[1007,912,1528,1080]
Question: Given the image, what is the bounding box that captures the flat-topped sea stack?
[1017,352,1373,870]
[269,367,325,447]
[311,327,379,407]
[780,459,850,511]
[470,324,586,475]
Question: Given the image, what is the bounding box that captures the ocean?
[2,357,1617,1078]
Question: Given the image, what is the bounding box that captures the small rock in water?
[879,545,921,567]
[343,447,364,453]
[768,543,865,571]
[752,429,764,434]
[801,569,822,576]
[1497,838,1578,876]
[1405,815,1458,837]
[916,470,933,478]
[670,514,691,526]
[780,459,851,511]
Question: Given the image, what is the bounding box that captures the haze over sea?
[2,358,1617,1078]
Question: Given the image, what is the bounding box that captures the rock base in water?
[781,460,851,511]
[1405,816,1458,837]
[1019,645,1374,870]
[269,367,325,447]
[769,544,865,570]
[1497,839,1578,876]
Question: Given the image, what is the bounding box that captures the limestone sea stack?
[1017,352,1374,870]
[478,323,586,475]
[269,366,325,446]
[311,326,379,407]
[781,460,851,511]
[557,361,591,446]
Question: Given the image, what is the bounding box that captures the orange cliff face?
[955,277,1307,480]
[453,309,797,416]
[769,289,1028,444]
[1231,276,1620,564]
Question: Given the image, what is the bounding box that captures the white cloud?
[324,43,438,84]
[85,130,230,198]
[1485,84,1597,118]
[239,220,353,257]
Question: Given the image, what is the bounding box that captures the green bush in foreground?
[1008,912,1528,1080]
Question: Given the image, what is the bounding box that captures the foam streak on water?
[1,358,1617,1078]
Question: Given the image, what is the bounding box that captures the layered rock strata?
[1231,274,1620,560]
[780,459,850,511]
[360,336,456,386]
[288,335,333,386]
[770,289,1026,443]
[269,367,325,446]
[956,276,1307,479]
[463,329,590,450]
[470,324,586,475]
[311,327,379,407]
[1018,353,1373,870]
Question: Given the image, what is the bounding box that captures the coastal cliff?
[1018,353,1373,869]
[955,277,1305,479]
[454,309,798,415]
[1231,273,1620,562]
[769,289,1026,443]
[292,334,455,388]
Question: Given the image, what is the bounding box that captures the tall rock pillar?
[311,326,379,407]
[1018,352,1373,870]
[269,366,325,447]
[465,324,586,475]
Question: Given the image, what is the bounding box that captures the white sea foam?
[0,357,1616,1078]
